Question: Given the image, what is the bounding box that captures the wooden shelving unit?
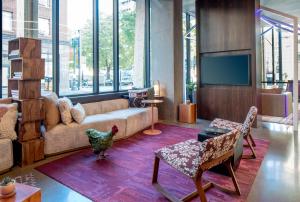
[8,37,45,167]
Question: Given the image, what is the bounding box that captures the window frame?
[0,0,151,99]
[39,0,50,8]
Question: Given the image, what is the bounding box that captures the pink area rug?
[36,123,269,202]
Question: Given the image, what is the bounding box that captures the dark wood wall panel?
[199,87,254,122]
[197,0,259,123]
[200,0,254,53]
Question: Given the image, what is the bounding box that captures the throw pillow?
[71,103,86,123]
[0,103,18,140]
[57,97,73,125]
[147,87,155,100]
[42,92,61,130]
[128,89,148,108]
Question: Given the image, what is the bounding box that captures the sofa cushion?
[82,102,103,116]
[42,92,61,130]
[82,99,129,116]
[43,114,126,155]
[71,103,86,123]
[0,139,13,172]
[128,87,155,108]
[0,103,18,140]
[100,99,129,114]
[107,107,158,137]
[58,97,73,125]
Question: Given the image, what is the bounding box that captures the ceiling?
[261,0,300,19]
[183,0,300,19]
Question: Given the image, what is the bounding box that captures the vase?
[0,180,15,196]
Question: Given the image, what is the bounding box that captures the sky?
[66,0,113,31]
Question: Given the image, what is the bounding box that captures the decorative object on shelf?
[0,176,16,199]
[86,125,119,159]
[186,81,197,103]
[153,80,160,97]
[8,37,45,167]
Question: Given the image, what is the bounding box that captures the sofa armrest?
[0,139,13,173]
[261,92,292,117]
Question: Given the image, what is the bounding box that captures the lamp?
[153,80,160,97]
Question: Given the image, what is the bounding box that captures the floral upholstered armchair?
[210,106,258,158]
[152,129,241,202]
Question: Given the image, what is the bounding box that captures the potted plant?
[0,177,16,197]
[186,81,197,103]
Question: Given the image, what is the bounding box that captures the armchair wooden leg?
[152,156,160,184]
[249,133,256,147]
[243,136,256,159]
[194,178,207,202]
[225,160,241,195]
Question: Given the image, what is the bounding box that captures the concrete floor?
[1,120,299,202]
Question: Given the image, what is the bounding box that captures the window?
[119,0,145,90]
[2,11,13,32]
[59,0,94,96]
[99,0,114,92]
[38,18,50,36]
[38,7,53,93]
[39,0,50,7]
[1,0,151,98]
[2,3,17,97]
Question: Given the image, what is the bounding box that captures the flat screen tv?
[200,54,251,86]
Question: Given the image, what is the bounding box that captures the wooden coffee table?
[0,183,41,202]
[142,99,163,135]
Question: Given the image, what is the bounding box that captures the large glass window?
[261,26,294,88]
[39,0,50,7]
[2,11,13,32]
[38,3,53,93]
[99,1,114,92]
[1,0,53,97]
[59,0,94,96]
[119,0,145,90]
[1,0,150,98]
[38,18,50,36]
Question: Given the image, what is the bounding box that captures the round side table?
[142,99,163,135]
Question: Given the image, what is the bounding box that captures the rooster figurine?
[86,125,118,159]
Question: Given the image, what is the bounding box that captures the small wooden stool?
[179,103,197,123]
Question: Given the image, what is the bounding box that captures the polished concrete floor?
[1,120,299,202]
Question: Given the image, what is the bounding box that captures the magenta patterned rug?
[36,123,269,202]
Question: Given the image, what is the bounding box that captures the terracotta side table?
[179,103,197,123]
[1,183,41,202]
[142,99,163,135]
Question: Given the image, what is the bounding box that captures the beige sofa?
[261,89,292,117]
[0,98,15,173]
[42,99,158,155]
[0,139,13,173]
